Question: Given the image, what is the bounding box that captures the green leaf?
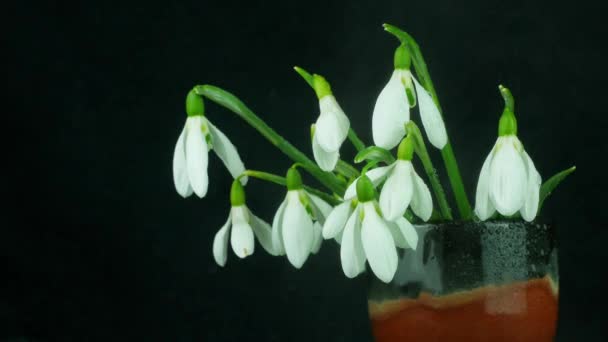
[539,166,576,209]
[354,146,395,164]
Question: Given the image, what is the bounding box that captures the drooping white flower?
[327,174,418,283]
[272,168,332,268]
[344,136,433,222]
[312,95,350,171]
[372,44,447,150]
[294,67,350,171]
[475,107,541,222]
[212,181,276,266]
[173,90,247,198]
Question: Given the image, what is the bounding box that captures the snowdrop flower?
[173,90,247,198]
[272,168,332,268]
[295,67,350,171]
[325,174,418,283]
[372,44,447,150]
[475,86,542,222]
[213,180,277,266]
[343,135,433,222]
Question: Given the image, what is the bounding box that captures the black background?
[4,0,608,341]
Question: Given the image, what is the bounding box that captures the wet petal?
[282,191,314,268]
[173,124,193,197]
[312,133,339,172]
[207,119,247,185]
[520,152,542,222]
[379,161,414,221]
[475,150,496,220]
[372,70,410,149]
[316,95,350,152]
[361,203,398,283]
[212,213,232,266]
[322,201,353,239]
[389,217,419,250]
[340,207,366,278]
[249,210,278,256]
[412,77,447,149]
[311,222,323,254]
[410,169,433,222]
[230,206,254,258]
[185,116,209,198]
[271,200,287,256]
[489,137,527,216]
[307,192,333,224]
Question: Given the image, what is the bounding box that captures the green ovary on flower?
[186,89,205,117]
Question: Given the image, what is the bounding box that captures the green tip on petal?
[286,167,303,190]
[186,89,205,117]
[310,124,316,141]
[294,66,315,88]
[356,174,376,202]
[394,43,411,69]
[230,180,246,206]
[499,84,515,113]
[498,109,518,136]
[294,66,332,99]
[312,74,332,99]
[397,135,415,161]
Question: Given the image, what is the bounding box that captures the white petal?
[389,217,419,250]
[230,206,254,258]
[212,213,232,266]
[412,77,447,149]
[361,202,398,283]
[312,133,339,172]
[520,152,542,222]
[410,169,433,222]
[311,222,323,254]
[307,192,333,224]
[379,161,414,221]
[282,191,314,268]
[172,124,193,197]
[315,95,350,152]
[271,200,287,256]
[372,70,410,149]
[344,165,394,200]
[489,137,527,216]
[206,119,248,185]
[185,116,209,198]
[475,150,496,220]
[340,207,366,278]
[249,210,278,256]
[322,201,353,239]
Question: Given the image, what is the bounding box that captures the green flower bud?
[286,167,303,190]
[230,180,246,206]
[394,43,411,70]
[186,89,205,117]
[356,174,376,202]
[397,135,415,160]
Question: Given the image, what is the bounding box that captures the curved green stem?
[194,85,346,195]
[240,170,339,205]
[347,128,365,151]
[406,122,453,221]
[383,23,473,220]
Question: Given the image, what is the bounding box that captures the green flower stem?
[194,85,346,195]
[347,128,366,151]
[406,122,453,221]
[240,170,339,205]
[336,160,360,180]
[384,23,473,220]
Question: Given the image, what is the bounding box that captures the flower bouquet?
[171,23,574,341]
